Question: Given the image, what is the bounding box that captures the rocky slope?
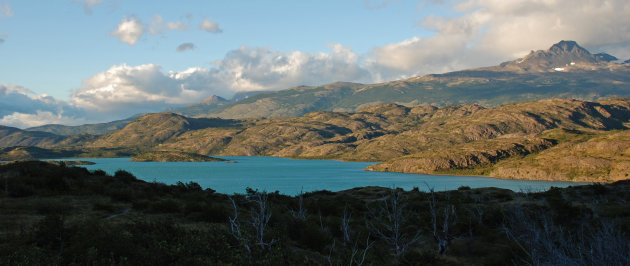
[2,98,629,182]
[83,98,630,182]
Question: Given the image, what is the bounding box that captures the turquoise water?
[64,157,586,195]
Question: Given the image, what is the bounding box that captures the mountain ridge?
[177,40,630,119]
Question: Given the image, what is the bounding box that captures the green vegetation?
[0,161,628,265]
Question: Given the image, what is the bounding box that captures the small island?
[130,151,233,162]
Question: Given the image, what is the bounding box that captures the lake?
[68,156,586,195]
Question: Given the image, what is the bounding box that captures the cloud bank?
[0,85,87,128]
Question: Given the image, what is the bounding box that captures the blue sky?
[1,0,437,100]
[1,0,630,128]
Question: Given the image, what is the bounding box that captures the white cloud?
[211,44,371,92]
[0,111,88,129]
[366,0,630,81]
[0,2,13,17]
[68,45,371,117]
[71,64,213,117]
[0,85,86,128]
[111,17,145,45]
[73,0,102,14]
[199,18,222,33]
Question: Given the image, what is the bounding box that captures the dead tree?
[326,234,373,266]
[369,188,422,257]
[428,188,457,256]
[228,196,251,253]
[341,204,352,243]
[348,234,373,266]
[289,188,307,220]
[248,191,276,248]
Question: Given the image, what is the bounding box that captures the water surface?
[66,157,586,195]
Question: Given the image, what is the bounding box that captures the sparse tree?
[368,188,422,257]
[248,191,276,248]
[341,204,352,243]
[228,196,251,253]
[289,188,307,220]
[428,188,457,255]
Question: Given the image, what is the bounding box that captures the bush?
[114,170,137,183]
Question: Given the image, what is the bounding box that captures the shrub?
[114,170,137,183]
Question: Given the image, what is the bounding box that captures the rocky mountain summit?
[496,40,619,72]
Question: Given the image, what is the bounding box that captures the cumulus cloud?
[111,17,145,45]
[68,44,371,117]
[211,44,370,92]
[199,18,222,33]
[0,2,13,17]
[73,0,102,14]
[176,42,195,52]
[0,85,87,128]
[71,64,212,117]
[366,0,630,81]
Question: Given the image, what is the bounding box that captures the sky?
[1,0,630,128]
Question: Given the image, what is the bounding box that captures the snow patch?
[554,67,565,71]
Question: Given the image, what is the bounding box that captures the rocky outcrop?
[366,138,554,174]
[130,151,231,162]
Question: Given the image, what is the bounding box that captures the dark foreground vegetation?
[1,161,629,265]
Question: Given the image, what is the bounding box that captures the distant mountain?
[179,40,630,119]
[495,40,617,72]
[0,125,93,148]
[168,95,231,117]
[594,52,618,62]
[169,92,269,117]
[26,114,142,136]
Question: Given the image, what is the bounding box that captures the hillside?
[0,125,87,148]
[82,98,630,182]
[0,161,629,265]
[1,98,628,182]
[180,41,630,119]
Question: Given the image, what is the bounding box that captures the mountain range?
[24,40,630,136]
[2,40,630,182]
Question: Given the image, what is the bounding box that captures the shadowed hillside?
[0,161,628,265]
